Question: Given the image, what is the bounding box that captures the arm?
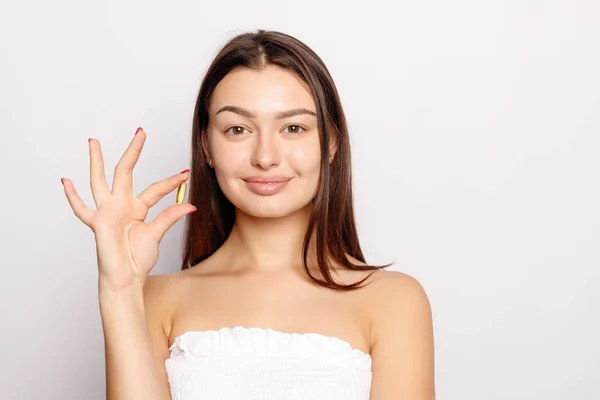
[100,276,171,400]
[61,129,193,399]
[369,272,435,399]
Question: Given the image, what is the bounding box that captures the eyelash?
[225,125,306,136]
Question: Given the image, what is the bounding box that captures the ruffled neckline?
[168,326,372,371]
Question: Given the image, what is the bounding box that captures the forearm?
[98,283,170,400]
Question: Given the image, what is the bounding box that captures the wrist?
[98,280,145,307]
[98,276,145,293]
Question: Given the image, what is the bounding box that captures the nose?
[250,131,281,170]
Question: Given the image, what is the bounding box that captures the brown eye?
[284,125,305,134]
[226,126,247,135]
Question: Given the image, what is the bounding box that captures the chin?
[233,197,309,219]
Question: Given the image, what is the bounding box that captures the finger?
[61,178,95,226]
[138,169,190,208]
[112,127,146,195]
[89,138,111,206]
[147,204,196,243]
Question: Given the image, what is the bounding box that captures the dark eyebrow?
[215,105,317,119]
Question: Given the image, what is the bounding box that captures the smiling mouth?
[243,177,292,184]
[242,177,292,195]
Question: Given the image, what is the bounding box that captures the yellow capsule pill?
[176,181,187,204]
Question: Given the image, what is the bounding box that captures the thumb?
[148,204,197,243]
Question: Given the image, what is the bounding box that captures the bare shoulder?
[336,255,430,305]
[367,269,432,334]
[366,269,435,399]
[334,256,432,335]
[143,273,186,303]
[369,269,431,306]
[143,273,191,336]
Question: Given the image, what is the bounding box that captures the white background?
[0,0,598,398]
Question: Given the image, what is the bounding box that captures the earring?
[207,157,214,168]
[329,154,334,164]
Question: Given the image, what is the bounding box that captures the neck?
[219,203,320,274]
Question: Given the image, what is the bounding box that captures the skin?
[63,64,435,399]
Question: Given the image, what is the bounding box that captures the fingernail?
[187,208,197,215]
[135,127,143,135]
[60,178,65,186]
[88,138,91,143]
[180,169,190,174]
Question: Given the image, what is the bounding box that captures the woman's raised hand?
[61,128,196,291]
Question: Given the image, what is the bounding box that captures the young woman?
[61,30,435,400]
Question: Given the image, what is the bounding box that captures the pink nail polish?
[135,127,143,135]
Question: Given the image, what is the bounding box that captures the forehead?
[209,65,316,114]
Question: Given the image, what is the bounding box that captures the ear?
[201,130,211,160]
[328,127,339,162]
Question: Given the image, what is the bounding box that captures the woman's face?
[205,65,328,218]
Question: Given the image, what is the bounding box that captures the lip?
[243,176,292,183]
[242,176,292,196]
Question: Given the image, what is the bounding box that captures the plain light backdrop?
[1,0,598,399]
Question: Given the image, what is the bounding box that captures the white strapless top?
[165,326,372,400]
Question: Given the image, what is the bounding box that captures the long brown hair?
[181,30,391,290]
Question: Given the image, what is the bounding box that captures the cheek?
[288,144,321,174]
[210,136,247,172]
